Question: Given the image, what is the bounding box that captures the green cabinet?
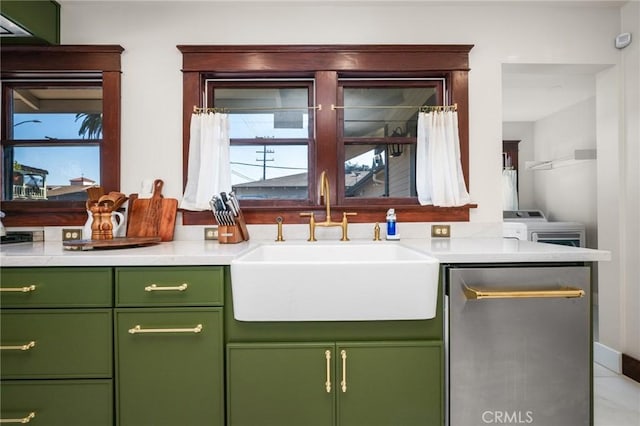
[0,267,113,424]
[227,341,443,426]
[115,267,225,426]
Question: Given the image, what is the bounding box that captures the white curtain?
[416,110,471,207]
[502,168,519,210]
[180,113,231,211]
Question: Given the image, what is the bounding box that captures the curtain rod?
[192,103,456,114]
[193,105,322,113]
[331,103,457,112]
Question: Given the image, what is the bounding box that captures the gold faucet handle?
[300,212,314,217]
[342,212,357,220]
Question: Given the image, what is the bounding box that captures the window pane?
[11,87,103,139]
[214,88,310,139]
[343,87,437,138]
[344,144,415,198]
[231,145,308,200]
[6,145,100,201]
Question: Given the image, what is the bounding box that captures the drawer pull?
[128,324,203,334]
[462,283,585,300]
[0,411,36,423]
[0,341,36,351]
[0,285,36,293]
[144,283,188,292]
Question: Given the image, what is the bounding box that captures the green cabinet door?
[115,308,224,426]
[227,343,335,426]
[336,341,443,426]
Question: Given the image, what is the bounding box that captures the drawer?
[0,267,112,308]
[1,379,113,426]
[1,309,113,379]
[116,266,224,307]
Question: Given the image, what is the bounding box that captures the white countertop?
[0,237,611,267]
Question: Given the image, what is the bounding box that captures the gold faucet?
[300,171,356,241]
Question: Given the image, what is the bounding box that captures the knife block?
[218,225,244,244]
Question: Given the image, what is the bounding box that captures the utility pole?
[256,146,275,180]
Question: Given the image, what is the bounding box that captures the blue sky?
[13,113,100,186]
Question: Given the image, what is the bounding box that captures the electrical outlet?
[204,227,219,240]
[431,224,451,238]
[62,228,83,241]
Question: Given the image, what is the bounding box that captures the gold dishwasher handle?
[0,341,36,351]
[0,412,36,423]
[144,283,188,292]
[0,285,36,293]
[340,350,347,393]
[325,350,331,393]
[462,283,585,300]
[128,324,203,334]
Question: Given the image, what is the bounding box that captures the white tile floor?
[594,363,640,426]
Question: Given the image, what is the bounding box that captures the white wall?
[533,97,598,248]
[58,0,638,357]
[620,0,640,361]
[59,0,621,222]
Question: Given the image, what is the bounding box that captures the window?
[0,45,123,227]
[4,82,103,201]
[339,80,443,201]
[207,82,314,202]
[179,45,473,224]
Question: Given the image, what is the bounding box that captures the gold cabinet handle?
[0,412,36,423]
[340,350,347,393]
[463,283,585,300]
[0,341,36,351]
[325,350,332,393]
[144,283,188,292]
[128,324,203,334]
[0,285,36,293]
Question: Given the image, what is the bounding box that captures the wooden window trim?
[0,45,123,227]
[180,44,476,225]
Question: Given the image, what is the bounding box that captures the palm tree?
[75,113,103,139]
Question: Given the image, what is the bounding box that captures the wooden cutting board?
[126,179,178,241]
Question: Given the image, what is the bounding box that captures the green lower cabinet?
[0,379,113,425]
[336,342,443,426]
[115,308,224,426]
[227,341,443,426]
[227,343,335,426]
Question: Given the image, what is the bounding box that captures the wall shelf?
[525,149,596,171]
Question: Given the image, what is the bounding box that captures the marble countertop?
[0,237,611,267]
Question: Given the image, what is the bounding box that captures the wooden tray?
[63,237,161,251]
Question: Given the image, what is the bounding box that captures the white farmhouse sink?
[230,242,440,321]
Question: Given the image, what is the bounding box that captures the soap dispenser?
[385,208,399,240]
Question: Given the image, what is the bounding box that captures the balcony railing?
[12,185,47,200]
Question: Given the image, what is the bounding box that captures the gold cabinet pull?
[0,285,36,293]
[325,350,332,393]
[0,341,36,351]
[144,283,188,292]
[340,350,347,393]
[128,324,203,334]
[0,412,36,423]
[463,283,585,300]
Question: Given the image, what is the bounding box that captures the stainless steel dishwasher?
[447,265,591,426]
